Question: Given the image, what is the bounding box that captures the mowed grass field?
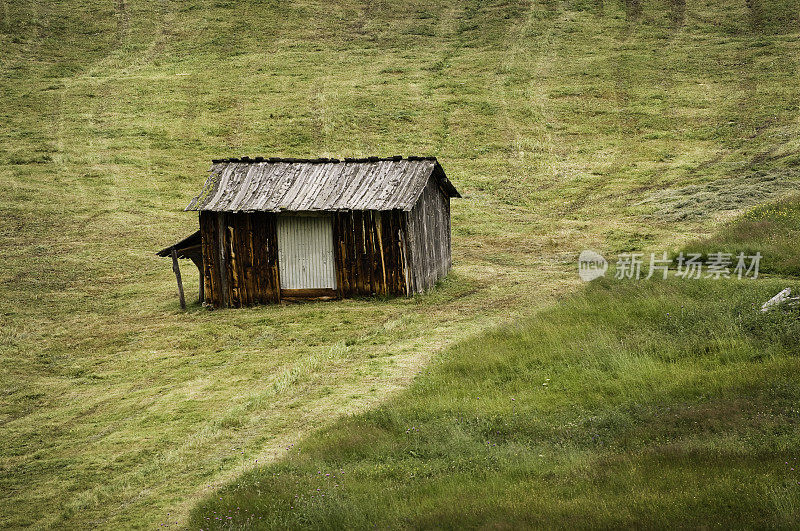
[191,202,800,529]
[1,0,799,528]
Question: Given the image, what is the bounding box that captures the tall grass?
[190,275,800,529]
[683,194,800,277]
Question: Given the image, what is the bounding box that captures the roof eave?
[432,161,461,198]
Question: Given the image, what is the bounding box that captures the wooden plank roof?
[156,230,201,259]
[185,156,460,212]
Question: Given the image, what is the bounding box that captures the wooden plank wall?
[199,211,280,307]
[333,210,409,297]
[198,206,439,307]
[404,175,452,293]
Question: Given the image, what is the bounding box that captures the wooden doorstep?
[280,288,339,300]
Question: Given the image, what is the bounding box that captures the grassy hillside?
[683,193,800,277]
[192,193,800,529]
[192,273,800,528]
[2,0,799,527]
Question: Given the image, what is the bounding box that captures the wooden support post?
[191,257,204,304]
[171,247,186,310]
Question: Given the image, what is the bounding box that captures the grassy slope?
[191,270,800,528]
[1,0,799,527]
[683,193,800,277]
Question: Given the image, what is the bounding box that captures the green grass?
[683,193,800,277]
[189,206,800,527]
[2,0,800,527]
[190,275,800,528]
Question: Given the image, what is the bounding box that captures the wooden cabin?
[159,156,460,308]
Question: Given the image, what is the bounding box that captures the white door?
[277,215,336,290]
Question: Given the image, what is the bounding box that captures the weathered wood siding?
[333,210,410,297]
[200,210,411,307]
[404,175,452,293]
[198,187,451,307]
[199,211,280,307]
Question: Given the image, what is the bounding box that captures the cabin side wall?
[199,211,280,307]
[200,210,410,307]
[333,210,410,297]
[404,176,452,294]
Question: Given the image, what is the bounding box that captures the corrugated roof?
[185,156,460,212]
